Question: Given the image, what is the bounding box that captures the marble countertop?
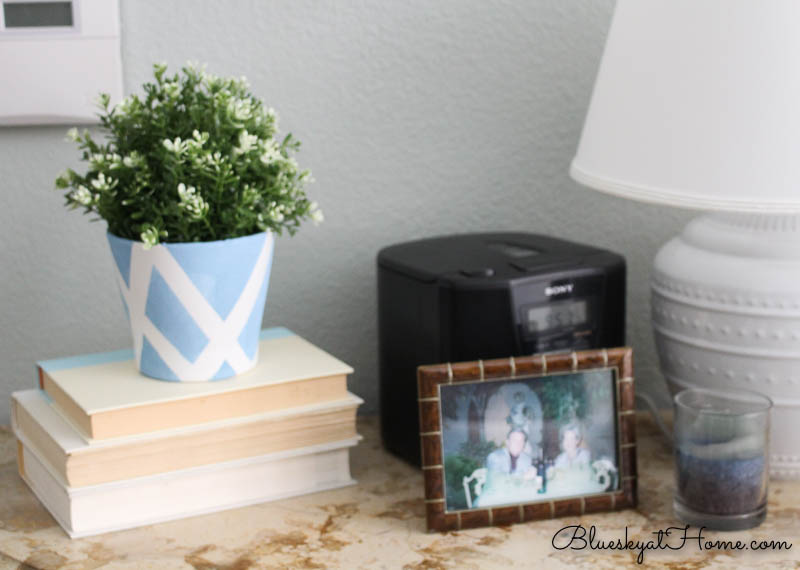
[0,414,798,569]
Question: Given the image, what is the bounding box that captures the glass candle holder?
[673,387,772,531]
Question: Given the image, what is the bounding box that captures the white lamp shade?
[571,0,800,212]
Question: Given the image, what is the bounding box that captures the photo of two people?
[440,369,620,512]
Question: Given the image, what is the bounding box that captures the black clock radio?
[377,232,626,466]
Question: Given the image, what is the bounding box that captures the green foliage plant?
[458,438,498,463]
[444,454,480,510]
[55,62,321,249]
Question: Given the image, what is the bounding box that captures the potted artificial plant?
[55,62,322,382]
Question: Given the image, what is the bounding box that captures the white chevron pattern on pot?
[111,232,274,382]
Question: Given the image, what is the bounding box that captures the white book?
[37,327,354,439]
[15,430,360,539]
[12,389,361,486]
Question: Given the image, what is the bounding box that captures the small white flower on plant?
[163,137,189,155]
[163,81,181,99]
[177,183,209,219]
[89,153,105,169]
[55,171,71,188]
[65,128,80,143]
[198,151,224,170]
[122,151,144,168]
[241,184,259,203]
[228,98,252,122]
[186,60,207,78]
[260,140,282,165]
[255,106,279,129]
[89,153,122,170]
[115,97,132,115]
[192,130,209,144]
[309,202,324,225]
[140,226,159,250]
[269,204,285,223]
[195,151,215,168]
[234,130,259,155]
[71,185,94,206]
[204,73,223,90]
[186,130,209,151]
[93,93,111,109]
[90,172,117,192]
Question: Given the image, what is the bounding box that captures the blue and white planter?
[106,231,275,382]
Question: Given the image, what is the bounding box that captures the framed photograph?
[418,347,636,532]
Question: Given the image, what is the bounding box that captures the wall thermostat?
[0,0,123,125]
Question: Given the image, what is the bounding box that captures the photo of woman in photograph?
[553,422,591,470]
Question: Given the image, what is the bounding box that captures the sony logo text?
[545,284,574,296]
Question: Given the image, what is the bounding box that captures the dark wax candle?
[676,450,766,515]
[672,388,771,531]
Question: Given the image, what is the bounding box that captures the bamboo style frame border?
[418,347,636,532]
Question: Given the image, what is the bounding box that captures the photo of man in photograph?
[486,428,538,480]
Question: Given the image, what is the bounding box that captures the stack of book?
[12,327,361,538]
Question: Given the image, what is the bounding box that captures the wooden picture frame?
[418,347,636,532]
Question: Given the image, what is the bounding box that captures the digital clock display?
[526,300,588,333]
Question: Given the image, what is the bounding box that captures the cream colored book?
[12,389,361,487]
[16,433,359,539]
[36,327,353,439]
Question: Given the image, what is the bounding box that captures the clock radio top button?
[460,268,495,278]
[511,259,580,272]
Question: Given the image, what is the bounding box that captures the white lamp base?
[652,213,800,479]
